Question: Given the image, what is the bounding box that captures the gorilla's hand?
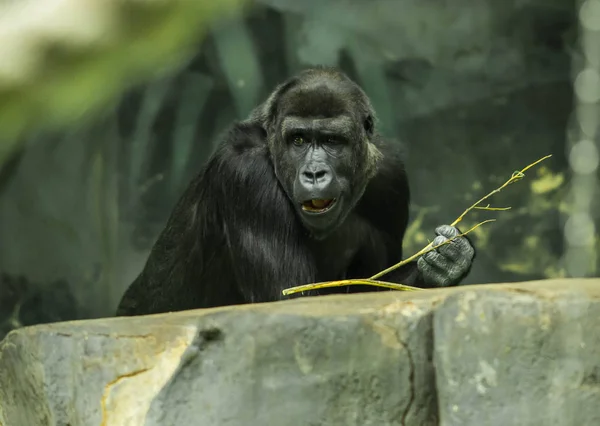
[417,225,475,287]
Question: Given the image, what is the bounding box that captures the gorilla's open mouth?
[301,198,337,213]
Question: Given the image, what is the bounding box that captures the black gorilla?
[116,67,475,316]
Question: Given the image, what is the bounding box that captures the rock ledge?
[1,278,599,426]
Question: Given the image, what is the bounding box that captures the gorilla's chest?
[307,215,378,281]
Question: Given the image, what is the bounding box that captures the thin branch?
[281,279,421,296]
[368,154,552,281]
[474,204,511,211]
[283,220,494,296]
[449,155,551,227]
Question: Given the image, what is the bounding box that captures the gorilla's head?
[255,67,382,240]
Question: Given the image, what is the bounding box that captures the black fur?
[116,67,474,316]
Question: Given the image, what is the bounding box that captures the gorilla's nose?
[300,164,332,190]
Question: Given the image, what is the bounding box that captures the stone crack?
[100,368,150,426]
[399,338,415,426]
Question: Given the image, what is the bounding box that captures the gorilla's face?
[267,72,381,240]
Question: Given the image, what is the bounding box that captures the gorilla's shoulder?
[226,120,267,149]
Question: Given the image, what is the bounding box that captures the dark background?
[0,0,587,338]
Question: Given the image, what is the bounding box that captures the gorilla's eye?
[292,136,306,146]
[325,135,347,146]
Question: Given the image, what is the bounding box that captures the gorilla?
[116,67,475,316]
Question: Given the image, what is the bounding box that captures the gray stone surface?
[0,278,599,426]
[434,281,600,426]
[0,290,438,426]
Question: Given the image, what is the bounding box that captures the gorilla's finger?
[432,235,447,247]
[437,242,462,261]
[422,249,456,276]
[437,237,474,262]
[418,257,456,287]
[435,225,460,239]
[427,244,472,278]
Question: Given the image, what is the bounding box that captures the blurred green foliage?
[0,0,248,165]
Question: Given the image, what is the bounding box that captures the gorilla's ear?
[364,115,374,136]
[248,97,274,131]
[250,79,298,133]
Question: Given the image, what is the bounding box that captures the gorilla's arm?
[116,122,315,316]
